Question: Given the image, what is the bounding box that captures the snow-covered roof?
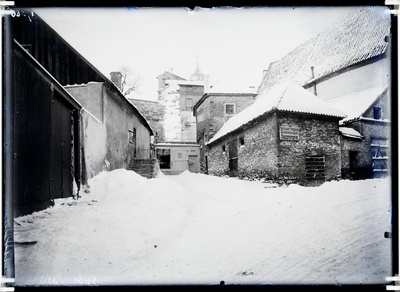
[326,85,388,123]
[257,7,391,95]
[207,82,347,145]
[339,127,363,139]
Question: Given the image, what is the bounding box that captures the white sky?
[33,6,356,101]
[14,169,392,286]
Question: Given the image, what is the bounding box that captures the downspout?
[311,66,317,96]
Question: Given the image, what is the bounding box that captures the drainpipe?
[311,66,317,96]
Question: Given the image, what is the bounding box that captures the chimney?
[110,71,122,90]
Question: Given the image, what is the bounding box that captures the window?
[305,155,325,180]
[129,128,136,144]
[186,98,193,111]
[239,137,245,147]
[177,152,183,159]
[225,103,236,115]
[222,145,226,152]
[129,127,137,156]
[373,107,382,119]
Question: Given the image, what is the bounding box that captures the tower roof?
[189,60,205,81]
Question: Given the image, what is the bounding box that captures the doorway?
[228,139,238,176]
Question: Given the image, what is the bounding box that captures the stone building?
[255,6,392,180]
[157,64,210,143]
[193,88,257,172]
[149,64,210,174]
[205,82,346,186]
[327,85,391,179]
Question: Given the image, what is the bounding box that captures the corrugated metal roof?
[207,82,346,145]
[257,7,391,95]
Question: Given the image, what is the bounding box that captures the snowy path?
[14,170,393,286]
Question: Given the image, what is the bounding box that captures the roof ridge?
[257,6,390,95]
[274,84,289,109]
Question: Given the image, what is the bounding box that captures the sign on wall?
[280,125,300,141]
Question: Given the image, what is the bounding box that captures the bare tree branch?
[119,66,143,96]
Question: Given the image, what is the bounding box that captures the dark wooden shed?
[11,39,82,216]
[3,10,99,217]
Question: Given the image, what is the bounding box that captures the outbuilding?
[156,143,200,175]
[205,82,347,186]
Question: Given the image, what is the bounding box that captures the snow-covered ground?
[14,169,393,287]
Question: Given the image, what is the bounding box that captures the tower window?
[186,98,193,110]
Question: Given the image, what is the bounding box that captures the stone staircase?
[128,159,159,179]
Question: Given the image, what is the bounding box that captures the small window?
[129,127,137,157]
[239,137,245,146]
[177,152,183,159]
[186,98,193,110]
[222,145,226,152]
[373,107,382,119]
[187,87,193,92]
[225,103,236,115]
[129,128,136,144]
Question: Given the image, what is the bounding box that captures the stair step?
[128,159,158,179]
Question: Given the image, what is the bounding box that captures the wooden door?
[171,149,188,174]
[50,97,73,199]
[228,139,238,176]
